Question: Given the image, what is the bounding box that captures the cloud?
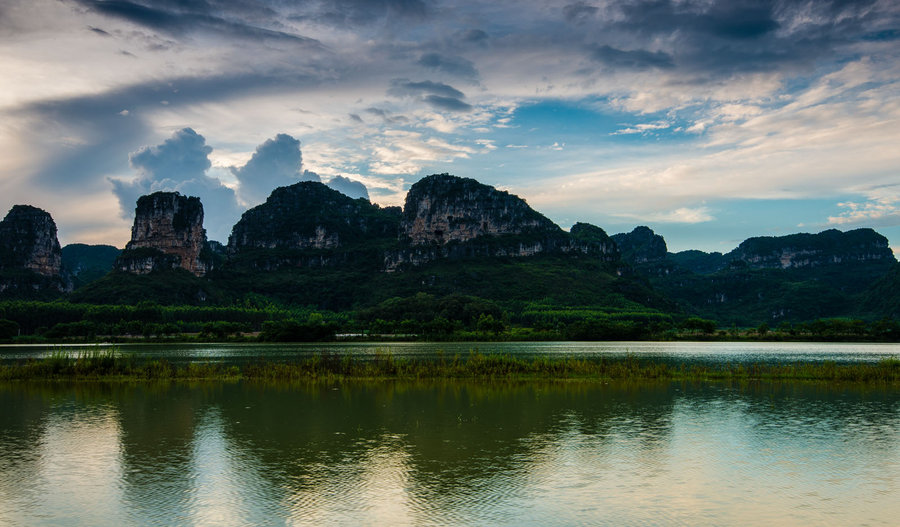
[612,121,672,135]
[423,95,473,112]
[110,128,243,241]
[456,29,488,46]
[326,175,369,200]
[231,133,303,206]
[590,45,674,70]
[563,2,598,23]
[129,127,212,178]
[828,195,900,228]
[388,79,472,113]
[293,0,429,27]
[417,53,479,81]
[72,0,321,47]
[364,107,409,124]
[369,130,475,175]
[388,79,465,99]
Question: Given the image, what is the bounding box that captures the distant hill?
[613,226,897,325]
[61,244,121,289]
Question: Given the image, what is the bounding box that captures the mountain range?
[1,173,897,326]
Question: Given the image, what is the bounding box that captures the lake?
[1,342,899,525]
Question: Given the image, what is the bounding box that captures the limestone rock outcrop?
[399,174,560,245]
[0,205,68,297]
[0,205,63,276]
[726,228,893,270]
[116,192,210,276]
[385,175,620,270]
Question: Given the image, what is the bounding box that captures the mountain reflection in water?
[1,380,898,525]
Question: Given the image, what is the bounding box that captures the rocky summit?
[0,205,62,277]
[386,174,603,270]
[116,192,210,276]
[400,174,560,245]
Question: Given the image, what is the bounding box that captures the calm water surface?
[1,378,899,525]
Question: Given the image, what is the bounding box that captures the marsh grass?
[1,351,899,383]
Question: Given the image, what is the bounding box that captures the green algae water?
[1,379,898,525]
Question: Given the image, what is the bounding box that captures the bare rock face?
[385,175,619,270]
[0,205,63,276]
[0,205,68,298]
[400,174,560,245]
[117,192,209,276]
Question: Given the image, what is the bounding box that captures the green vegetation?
[61,243,121,289]
[651,263,894,326]
[1,299,899,343]
[3,350,899,383]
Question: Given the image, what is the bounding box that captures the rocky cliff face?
[0,205,63,276]
[384,175,621,270]
[400,174,561,245]
[727,228,894,270]
[116,192,209,276]
[0,205,67,297]
[611,226,668,264]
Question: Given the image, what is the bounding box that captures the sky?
[1,0,898,254]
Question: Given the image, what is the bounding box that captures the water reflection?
[0,380,898,525]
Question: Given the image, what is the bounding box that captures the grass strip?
[2,350,900,383]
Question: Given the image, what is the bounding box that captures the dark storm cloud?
[615,0,778,39]
[423,95,472,112]
[388,79,465,99]
[72,0,320,46]
[570,0,900,79]
[417,52,479,80]
[591,45,674,70]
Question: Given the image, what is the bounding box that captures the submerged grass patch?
[2,350,900,383]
